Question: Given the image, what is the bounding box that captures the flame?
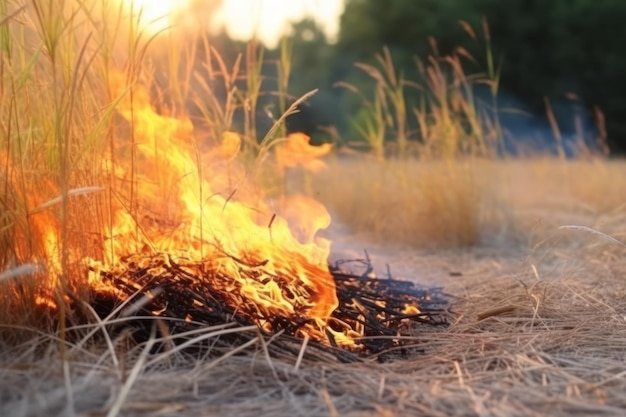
[96,73,342,343]
[275,132,333,173]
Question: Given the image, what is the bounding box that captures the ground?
[1,158,626,417]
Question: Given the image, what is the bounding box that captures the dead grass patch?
[312,157,626,250]
[312,158,482,248]
[2,239,625,416]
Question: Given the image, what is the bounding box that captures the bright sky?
[216,0,345,47]
[127,0,345,47]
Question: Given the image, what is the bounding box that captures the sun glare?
[122,0,343,44]
[126,0,190,33]
[217,0,344,47]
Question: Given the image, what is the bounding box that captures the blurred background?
[168,0,626,155]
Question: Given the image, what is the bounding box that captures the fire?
[275,132,333,173]
[91,72,344,344]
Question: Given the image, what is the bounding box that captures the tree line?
[207,0,626,155]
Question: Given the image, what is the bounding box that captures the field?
[2,2,626,416]
[2,157,626,416]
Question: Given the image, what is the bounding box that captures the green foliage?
[334,28,502,158]
[349,91,385,159]
[333,0,625,152]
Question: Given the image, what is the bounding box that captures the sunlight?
[125,0,191,33]
[121,0,343,44]
[216,0,344,47]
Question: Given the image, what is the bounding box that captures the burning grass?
[85,252,446,360]
[2,1,626,416]
[2,234,626,416]
[0,0,448,354]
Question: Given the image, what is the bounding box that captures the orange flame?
[94,73,342,343]
[275,132,333,173]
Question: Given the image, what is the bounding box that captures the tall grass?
[340,20,502,159]
[0,0,116,326]
[322,21,506,245]
[317,19,614,247]
[0,1,619,331]
[0,0,293,330]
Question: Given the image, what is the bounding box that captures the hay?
[2,237,626,417]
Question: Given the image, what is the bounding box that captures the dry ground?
[2,158,626,417]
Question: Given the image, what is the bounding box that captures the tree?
[334,0,626,152]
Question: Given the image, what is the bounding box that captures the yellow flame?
[275,132,333,173]
[102,72,341,343]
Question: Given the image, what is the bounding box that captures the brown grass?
[3,158,626,416]
[312,158,481,247]
[2,227,626,416]
[311,157,626,249]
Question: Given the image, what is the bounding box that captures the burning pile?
[90,252,446,355]
[63,72,445,355]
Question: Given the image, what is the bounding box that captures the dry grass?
[311,158,481,247]
[2,230,626,416]
[3,2,626,416]
[311,157,626,249]
[3,156,626,416]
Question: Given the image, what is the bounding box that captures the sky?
[215,0,345,47]
[128,0,345,47]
